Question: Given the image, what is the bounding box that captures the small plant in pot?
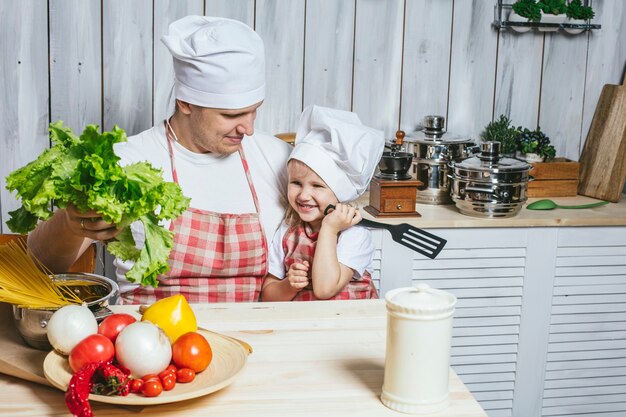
[538,0,567,31]
[510,0,541,32]
[565,0,595,34]
[481,115,521,156]
[515,127,556,163]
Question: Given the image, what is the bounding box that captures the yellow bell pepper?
[141,294,197,343]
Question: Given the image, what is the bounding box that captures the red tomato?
[142,379,163,397]
[159,369,174,380]
[69,334,115,373]
[161,374,176,391]
[172,332,212,373]
[129,379,144,394]
[141,373,160,383]
[98,314,137,343]
[165,364,178,373]
[176,368,196,383]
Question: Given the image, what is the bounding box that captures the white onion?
[115,321,172,378]
[47,305,98,355]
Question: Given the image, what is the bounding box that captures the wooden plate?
[43,329,250,405]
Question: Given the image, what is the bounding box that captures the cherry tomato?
[129,379,144,394]
[142,373,160,383]
[161,374,176,391]
[176,368,196,383]
[165,364,178,373]
[69,334,115,373]
[172,332,212,372]
[98,313,137,343]
[159,369,175,380]
[142,379,163,397]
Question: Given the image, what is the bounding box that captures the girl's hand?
[287,260,310,290]
[64,204,120,241]
[322,203,361,234]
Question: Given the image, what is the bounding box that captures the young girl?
[261,105,384,301]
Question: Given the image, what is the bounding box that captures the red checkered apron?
[121,123,268,304]
[282,224,378,301]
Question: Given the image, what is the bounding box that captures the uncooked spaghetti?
[0,239,85,308]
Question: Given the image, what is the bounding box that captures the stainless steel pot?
[13,273,118,350]
[405,115,478,204]
[449,141,532,218]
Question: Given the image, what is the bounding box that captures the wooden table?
[0,300,487,416]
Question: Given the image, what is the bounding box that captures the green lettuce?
[5,121,190,287]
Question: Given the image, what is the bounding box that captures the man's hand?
[64,204,120,241]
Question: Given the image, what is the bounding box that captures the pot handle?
[464,185,512,201]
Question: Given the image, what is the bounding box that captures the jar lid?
[385,284,456,317]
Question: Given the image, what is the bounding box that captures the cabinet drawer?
[383,199,414,213]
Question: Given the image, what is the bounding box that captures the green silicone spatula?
[526,199,609,210]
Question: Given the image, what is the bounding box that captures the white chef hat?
[289,105,385,202]
[161,15,265,109]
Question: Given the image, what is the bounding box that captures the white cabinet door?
[541,227,626,417]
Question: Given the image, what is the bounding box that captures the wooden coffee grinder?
[364,131,422,218]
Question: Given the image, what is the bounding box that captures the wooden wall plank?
[580,1,626,155]
[493,30,543,130]
[540,32,589,161]
[153,1,205,124]
[400,0,453,132]
[447,0,498,141]
[353,0,404,137]
[49,0,101,132]
[0,1,49,233]
[102,0,153,134]
[255,0,305,134]
[303,0,355,112]
[205,0,255,28]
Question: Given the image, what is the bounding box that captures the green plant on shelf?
[511,0,542,22]
[481,115,521,155]
[538,0,567,15]
[516,127,556,160]
[566,0,595,20]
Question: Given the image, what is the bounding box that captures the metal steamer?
[449,141,532,218]
[405,115,478,205]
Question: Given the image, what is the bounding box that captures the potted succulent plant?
[510,0,542,32]
[481,115,520,156]
[515,126,556,162]
[565,0,595,34]
[537,0,567,31]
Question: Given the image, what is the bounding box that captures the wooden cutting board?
[578,73,626,202]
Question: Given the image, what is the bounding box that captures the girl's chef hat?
[290,105,385,202]
[161,15,265,109]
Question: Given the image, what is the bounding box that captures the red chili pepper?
[91,362,131,396]
[65,361,131,417]
[65,361,102,417]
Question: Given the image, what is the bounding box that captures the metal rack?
[492,1,601,31]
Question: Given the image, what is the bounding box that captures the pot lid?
[453,141,531,173]
[385,283,457,316]
[404,115,474,144]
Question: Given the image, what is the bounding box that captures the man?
[28,15,291,304]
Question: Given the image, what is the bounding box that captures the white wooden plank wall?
[1,2,625,224]
[542,228,626,417]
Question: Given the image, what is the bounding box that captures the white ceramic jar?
[381,284,457,414]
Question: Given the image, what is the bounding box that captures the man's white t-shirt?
[112,123,291,293]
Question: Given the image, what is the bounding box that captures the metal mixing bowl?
[13,273,119,350]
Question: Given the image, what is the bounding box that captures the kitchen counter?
[358,194,626,228]
[0,300,487,417]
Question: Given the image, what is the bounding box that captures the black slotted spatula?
[324,205,446,259]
